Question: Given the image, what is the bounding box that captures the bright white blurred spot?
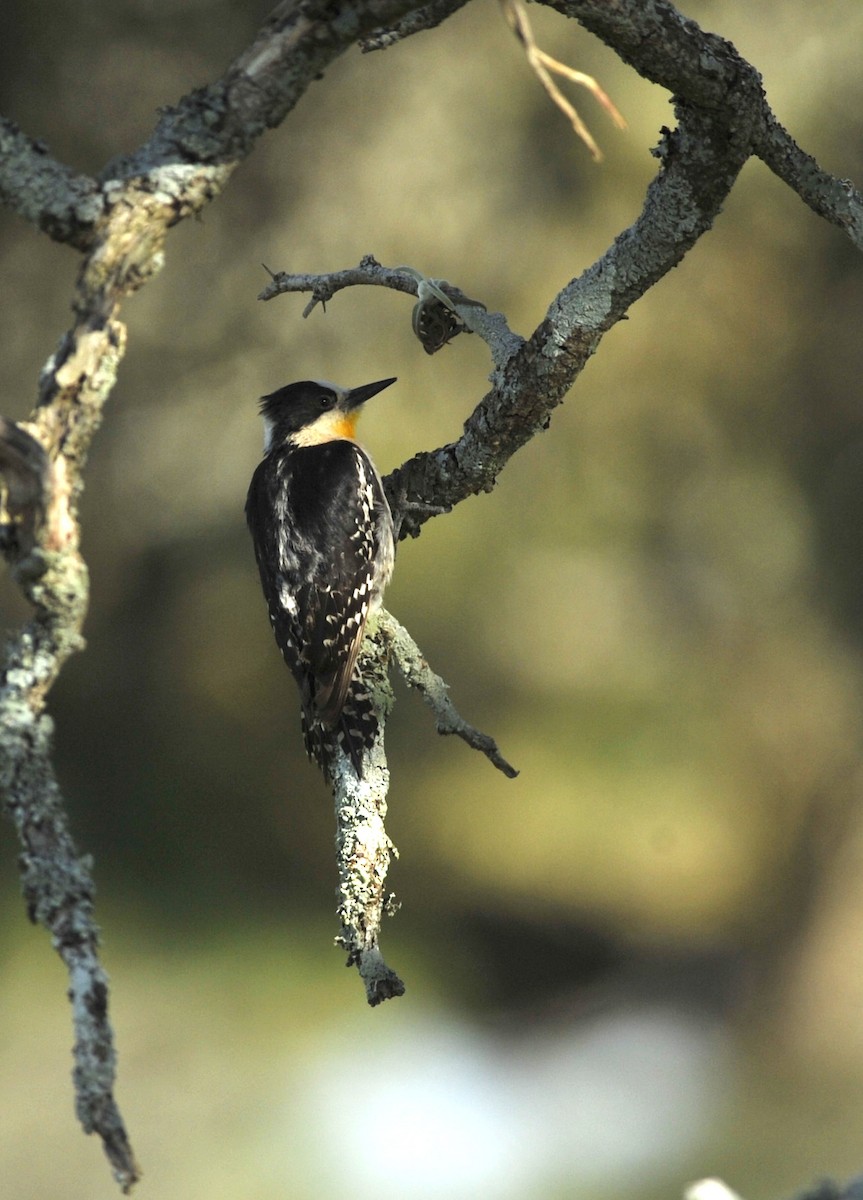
[287,1021,524,1199]
[685,1177,744,1200]
[268,1005,729,1199]
[513,1008,723,1181]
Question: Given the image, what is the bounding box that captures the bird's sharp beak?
[343,377,397,411]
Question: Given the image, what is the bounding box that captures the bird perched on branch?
[245,377,397,778]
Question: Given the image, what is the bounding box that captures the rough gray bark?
[379,610,517,776]
[0,0,861,1190]
[329,617,404,1006]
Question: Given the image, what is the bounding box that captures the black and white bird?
[245,377,397,778]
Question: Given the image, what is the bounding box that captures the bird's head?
[259,377,397,451]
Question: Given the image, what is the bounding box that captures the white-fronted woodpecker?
[245,377,397,777]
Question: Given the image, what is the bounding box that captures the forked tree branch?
[548,0,863,245]
[0,0,476,1185]
[266,80,860,544]
[264,101,753,539]
[1,0,862,1189]
[328,607,517,1001]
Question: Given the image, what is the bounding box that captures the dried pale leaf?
[500,0,625,160]
[534,47,627,130]
[529,51,603,161]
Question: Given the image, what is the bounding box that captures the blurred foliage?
[2,0,863,1196]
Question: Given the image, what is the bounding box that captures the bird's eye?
[319,393,336,410]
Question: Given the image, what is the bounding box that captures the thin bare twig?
[379,610,518,778]
[260,256,522,368]
[502,0,625,160]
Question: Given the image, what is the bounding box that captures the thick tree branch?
[0,529,138,1188]
[1,0,451,1181]
[0,121,104,251]
[1,0,441,254]
[2,0,862,1185]
[545,0,753,108]
[331,617,404,1005]
[0,326,133,1186]
[546,0,863,247]
[268,102,751,538]
[0,598,138,1190]
[359,0,468,50]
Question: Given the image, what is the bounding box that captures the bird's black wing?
[246,440,385,773]
[246,451,308,695]
[297,444,386,726]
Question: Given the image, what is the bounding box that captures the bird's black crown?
[259,381,339,435]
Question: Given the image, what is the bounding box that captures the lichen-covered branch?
[328,602,518,1001]
[753,109,863,247]
[260,256,521,366]
[0,581,139,1191]
[2,0,863,1185]
[0,383,128,1180]
[1,0,468,1182]
[327,608,518,1002]
[331,617,404,1005]
[265,99,751,540]
[379,610,518,777]
[359,0,468,50]
[0,324,136,1186]
[0,120,103,251]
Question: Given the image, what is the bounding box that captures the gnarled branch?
[2,0,863,1188]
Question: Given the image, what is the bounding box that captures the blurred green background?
[3,1,863,1196]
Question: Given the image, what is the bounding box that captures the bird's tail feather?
[301,680,379,779]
